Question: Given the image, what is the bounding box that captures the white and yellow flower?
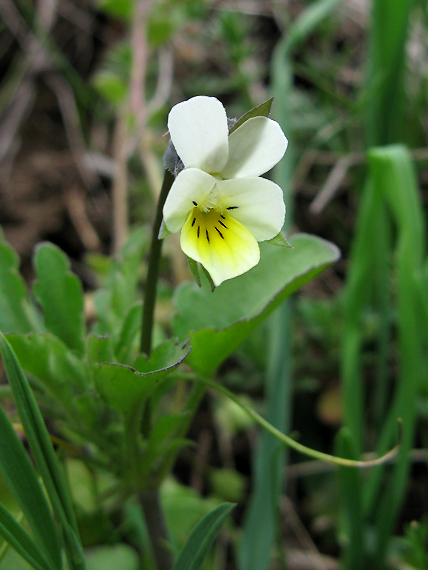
[163,96,288,286]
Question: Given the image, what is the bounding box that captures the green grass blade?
[335,429,364,570]
[365,146,425,568]
[240,304,292,570]
[0,333,83,566]
[366,0,414,146]
[0,503,52,570]
[172,503,235,570]
[0,367,61,569]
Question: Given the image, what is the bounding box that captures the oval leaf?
[173,234,340,376]
[33,243,85,356]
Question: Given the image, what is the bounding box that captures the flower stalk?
[141,169,174,356]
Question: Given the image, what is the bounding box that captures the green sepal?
[186,256,201,287]
[158,220,171,240]
[200,265,215,293]
[228,98,273,135]
[265,232,293,248]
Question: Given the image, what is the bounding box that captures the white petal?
[163,168,216,233]
[216,177,285,241]
[168,96,229,174]
[222,117,288,179]
[180,209,260,287]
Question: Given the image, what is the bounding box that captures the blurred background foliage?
[1,0,428,569]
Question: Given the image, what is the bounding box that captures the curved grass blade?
[172,503,235,570]
[0,502,52,570]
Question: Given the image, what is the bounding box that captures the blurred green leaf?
[33,243,85,356]
[96,0,132,20]
[93,72,127,107]
[0,229,39,334]
[86,545,139,570]
[173,234,340,376]
[172,503,235,570]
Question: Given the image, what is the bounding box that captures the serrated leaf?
[92,339,191,416]
[172,503,235,570]
[228,98,273,135]
[0,229,40,334]
[33,243,85,356]
[173,234,340,376]
[264,232,293,248]
[186,256,201,288]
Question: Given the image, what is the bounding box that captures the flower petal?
[222,117,288,179]
[216,177,285,241]
[180,209,260,286]
[168,96,229,174]
[163,168,216,233]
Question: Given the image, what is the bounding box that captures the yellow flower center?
[189,207,229,243]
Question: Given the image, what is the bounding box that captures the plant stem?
[140,490,173,570]
[141,169,174,355]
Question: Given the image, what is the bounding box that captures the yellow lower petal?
[180,208,260,286]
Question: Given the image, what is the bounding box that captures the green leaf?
[186,256,201,288]
[0,333,82,566]
[96,0,132,20]
[228,98,273,135]
[0,503,51,570]
[87,334,115,363]
[0,229,40,334]
[93,227,149,336]
[6,333,87,412]
[264,232,292,248]
[172,503,235,570]
[0,338,62,570]
[173,234,340,376]
[86,544,139,570]
[114,303,143,364]
[92,339,191,416]
[33,243,85,356]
